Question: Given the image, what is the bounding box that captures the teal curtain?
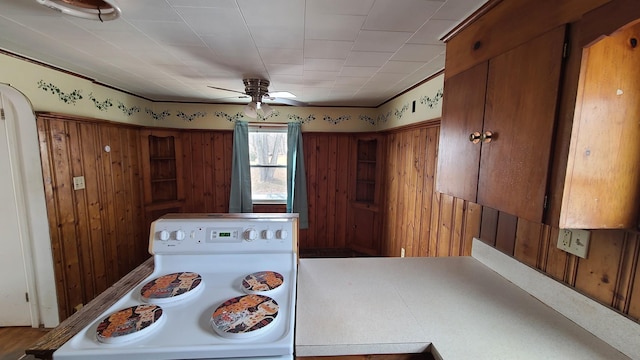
[229,121,253,212]
[286,122,309,229]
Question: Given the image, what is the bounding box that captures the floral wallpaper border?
[37,80,82,105]
[117,102,140,116]
[88,93,113,111]
[35,79,444,125]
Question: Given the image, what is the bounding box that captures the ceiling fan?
[208,79,306,118]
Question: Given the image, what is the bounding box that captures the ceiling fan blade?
[207,85,247,95]
[208,95,250,102]
[272,97,308,106]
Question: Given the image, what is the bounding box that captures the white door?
[0,94,33,326]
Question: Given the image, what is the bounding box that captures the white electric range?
[53,213,299,360]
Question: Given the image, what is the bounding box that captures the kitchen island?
[295,240,636,360]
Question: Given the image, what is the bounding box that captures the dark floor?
[0,327,49,360]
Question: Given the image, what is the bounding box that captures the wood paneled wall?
[381,122,481,257]
[180,130,234,213]
[299,133,351,250]
[379,120,639,323]
[177,130,352,251]
[36,115,639,324]
[37,114,147,320]
[479,208,640,322]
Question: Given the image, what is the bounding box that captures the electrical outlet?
[400,247,405,258]
[558,229,571,248]
[73,176,85,190]
[557,229,590,259]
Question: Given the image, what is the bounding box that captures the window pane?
[248,128,288,203]
[249,132,287,166]
[250,167,287,201]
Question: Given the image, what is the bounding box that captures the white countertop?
[295,243,632,359]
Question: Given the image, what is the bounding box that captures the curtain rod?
[248,122,287,128]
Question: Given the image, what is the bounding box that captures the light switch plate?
[73,176,85,190]
[557,229,590,259]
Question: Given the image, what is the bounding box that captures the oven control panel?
[149,214,297,254]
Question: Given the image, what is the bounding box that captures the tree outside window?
[248,126,287,202]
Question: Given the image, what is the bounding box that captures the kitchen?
[1,0,640,359]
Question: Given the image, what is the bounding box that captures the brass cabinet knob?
[469,131,481,144]
[480,130,493,143]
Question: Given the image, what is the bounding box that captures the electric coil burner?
[53,213,298,360]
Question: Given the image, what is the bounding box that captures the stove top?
[53,213,298,360]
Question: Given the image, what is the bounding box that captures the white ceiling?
[0,0,486,107]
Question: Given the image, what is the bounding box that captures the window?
[248,125,288,203]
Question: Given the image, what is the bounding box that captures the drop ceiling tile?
[365,72,402,86]
[304,40,354,60]
[391,44,444,62]
[334,76,369,87]
[344,51,393,67]
[305,13,366,41]
[163,44,217,62]
[259,48,303,65]
[306,0,374,15]
[363,0,444,32]
[174,7,245,36]
[352,30,412,52]
[408,19,458,44]
[238,0,304,27]
[433,0,486,20]
[304,58,345,72]
[251,26,304,49]
[130,20,203,46]
[0,0,487,106]
[266,63,304,76]
[92,31,160,51]
[8,15,88,39]
[121,1,183,21]
[340,66,378,77]
[1,0,58,17]
[379,61,425,74]
[167,0,237,8]
[303,71,339,82]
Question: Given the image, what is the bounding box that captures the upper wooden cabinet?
[437,25,567,222]
[559,20,640,228]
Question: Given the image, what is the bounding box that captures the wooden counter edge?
[25,257,155,360]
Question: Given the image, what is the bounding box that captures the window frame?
[248,124,288,204]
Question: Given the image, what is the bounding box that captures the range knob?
[158,230,170,241]
[277,229,288,239]
[175,230,186,241]
[263,230,274,240]
[245,229,258,241]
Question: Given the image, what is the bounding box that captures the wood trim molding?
[440,0,504,42]
[381,118,441,134]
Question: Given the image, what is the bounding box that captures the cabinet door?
[436,62,488,201]
[478,25,566,222]
[561,21,640,228]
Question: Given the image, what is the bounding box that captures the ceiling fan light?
[261,103,274,118]
[243,102,258,118]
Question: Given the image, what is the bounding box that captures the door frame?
[0,83,58,328]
